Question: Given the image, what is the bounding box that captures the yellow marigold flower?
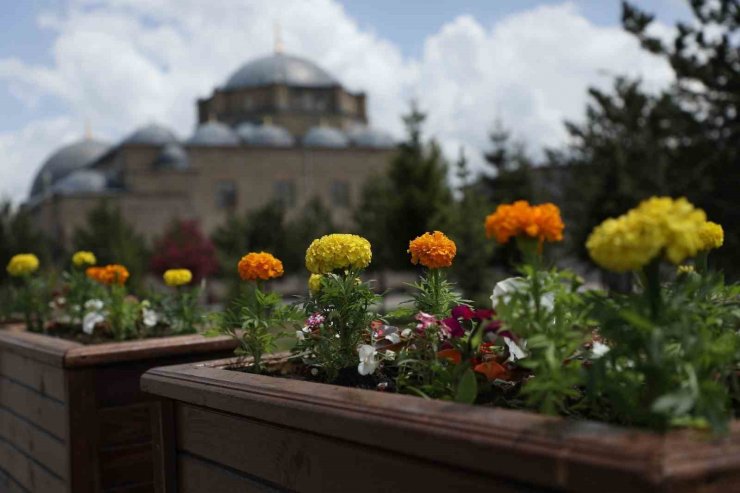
[484,201,564,246]
[86,264,129,285]
[163,269,193,287]
[408,231,457,269]
[7,254,40,277]
[72,250,96,267]
[308,274,323,295]
[698,221,723,251]
[587,196,709,272]
[305,234,372,274]
[238,252,284,281]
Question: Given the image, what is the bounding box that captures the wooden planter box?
[0,325,236,493]
[141,356,740,493]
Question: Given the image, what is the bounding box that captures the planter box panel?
[0,350,66,401]
[0,326,237,493]
[0,436,66,492]
[0,374,67,441]
[175,402,531,493]
[143,359,740,493]
[177,453,284,493]
[0,407,67,479]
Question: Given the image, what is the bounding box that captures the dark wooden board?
[0,350,66,401]
[0,407,67,480]
[176,403,537,493]
[177,453,286,493]
[0,328,78,367]
[143,358,740,493]
[0,437,67,492]
[0,376,66,441]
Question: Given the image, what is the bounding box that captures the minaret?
[274,21,284,54]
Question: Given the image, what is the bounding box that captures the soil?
[35,321,190,345]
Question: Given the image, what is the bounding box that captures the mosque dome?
[187,121,240,146]
[224,53,338,90]
[153,144,189,170]
[53,170,108,195]
[125,123,178,145]
[303,126,349,148]
[348,126,396,148]
[235,122,258,142]
[244,124,295,147]
[30,139,110,197]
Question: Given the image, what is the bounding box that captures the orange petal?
[437,349,462,365]
[474,361,508,381]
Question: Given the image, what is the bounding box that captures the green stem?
[642,260,662,320]
[695,251,708,275]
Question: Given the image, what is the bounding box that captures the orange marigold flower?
[484,200,564,246]
[86,264,129,285]
[437,348,462,365]
[408,231,457,269]
[473,360,509,381]
[238,252,284,281]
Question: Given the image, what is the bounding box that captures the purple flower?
[306,312,325,328]
[451,305,475,320]
[441,317,465,338]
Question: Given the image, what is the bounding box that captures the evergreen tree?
[482,120,534,204]
[441,149,493,304]
[0,201,50,284]
[622,0,740,277]
[356,103,452,269]
[560,78,699,260]
[73,201,149,289]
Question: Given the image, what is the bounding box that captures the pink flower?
[306,312,325,328]
[441,317,465,338]
[415,312,437,332]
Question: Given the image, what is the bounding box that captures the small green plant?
[160,269,201,334]
[6,253,49,332]
[217,252,300,373]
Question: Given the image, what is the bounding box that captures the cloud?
[0,0,673,203]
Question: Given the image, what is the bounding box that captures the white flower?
[384,350,397,361]
[295,330,305,341]
[591,341,610,358]
[491,277,554,312]
[142,308,158,328]
[357,344,378,376]
[84,299,104,311]
[385,332,401,344]
[401,328,413,338]
[83,312,105,335]
[504,337,527,362]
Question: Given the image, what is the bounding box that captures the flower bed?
[139,196,738,491]
[141,356,740,493]
[1,251,235,492]
[0,323,235,492]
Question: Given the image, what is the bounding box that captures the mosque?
[23,46,395,246]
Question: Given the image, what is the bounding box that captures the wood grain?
[0,376,66,441]
[177,403,533,493]
[0,407,67,479]
[177,453,285,493]
[143,358,740,493]
[64,335,236,368]
[0,328,78,367]
[0,350,66,401]
[0,438,67,492]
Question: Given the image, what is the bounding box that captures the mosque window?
[331,180,350,208]
[216,180,237,209]
[274,179,296,207]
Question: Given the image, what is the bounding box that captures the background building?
[24,50,395,247]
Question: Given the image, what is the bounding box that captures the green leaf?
[454,368,478,404]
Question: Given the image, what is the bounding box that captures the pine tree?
[482,120,534,204]
[73,201,149,289]
[356,103,453,270]
[622,0,740,277]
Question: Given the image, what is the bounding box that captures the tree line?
[1,1,737,304]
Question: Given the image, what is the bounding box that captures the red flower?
[437,349,462,365]
[474,361,509,381]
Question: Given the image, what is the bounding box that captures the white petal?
[591,341,610,358]
[295,330,305,341]
[504,337,527,362]
[385,333,401,344]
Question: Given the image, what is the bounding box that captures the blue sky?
[0,0,683,202]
